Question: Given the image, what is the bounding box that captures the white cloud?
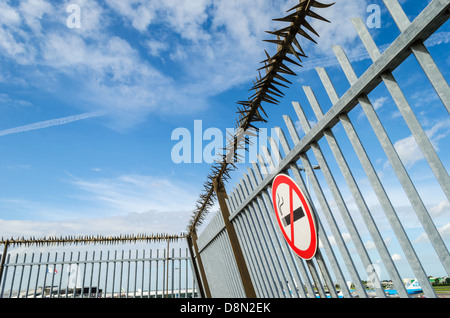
[413,222,450,244]
[0,93,33,108]
[3,0,365,128]
[319,232,352,248]
[1,0,448,132]
[68,174,197,215]
[0,2,21,27]
[0,173,198,237]
[364,240,376,250]
[429,200,450,217]
[18,0,54,34]
[394,118,450,168]
[393,134,424,168]
[392,253,402,261]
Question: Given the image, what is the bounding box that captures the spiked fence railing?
[0,233,187,247]
[0,233,188,288]
[187,0,334,233]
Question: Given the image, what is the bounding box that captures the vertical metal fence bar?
[300,152,368,297]
[223,225,244,298]
[88,251,93,298]
[383,0,450,113]
[127,250,131,298]
[192,260,196,298]
[0,254,10,297]
[241,174,284,297]
[232,188,266,297]
[96,251,102,298]
[303,80,409,297]
[316,58,440,297]
[57,252,64,298]
[112,250,117,298]
[225,197,246,298]
[274,127,340,298]
[41,252,50,298]
[49,252,57,298]
[260,142,312,298]
[16,253,25,298]
[258,153,322,298]
[119,250,124,298]
[252,160,310,299]
[271,131,336,299]
[331,43,450,277]
[230,190,259,297]
[239,191,273,298]
[33,252,42,298]
[65,252,71,298]
[149,250,153,298]
[342,111,437,298]
[170,249,174,297]
[294,99,386,298]
[185,249,188,298]
[233,199,264,297]
[8,254,18,298]
[26,253,33,298]
[217,233,235,297]
[246,168,297,298]
[238,180,275,298]
[140,250,145,298]
[351,17,450,202]
[75,251,81,298]
[81,251,87,298]
[163,249,167,298]
[247,165,304,298]
[105,251,111,298]
[177,249,181,298]
[134,250,138,298]
[314,251,338,298]
[230,192,262,298]
[156,249,160,298]
[256,153,319,298]
[291,161,350,298]
[214,177,256,298]
[281,116,353,298]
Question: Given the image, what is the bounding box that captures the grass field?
[433,286,450,293]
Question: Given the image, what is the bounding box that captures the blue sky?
[0,0,448,278]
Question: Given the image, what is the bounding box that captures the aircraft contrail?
[0,112,104,137]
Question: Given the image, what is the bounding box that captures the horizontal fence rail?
[0,248,198,299]
[194,0,449,298]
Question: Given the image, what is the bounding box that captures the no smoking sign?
[272,174,318,260]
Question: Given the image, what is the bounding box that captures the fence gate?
[192,0,449,298]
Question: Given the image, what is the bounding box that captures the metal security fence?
[192,0,449,298]
[0,247,198,298]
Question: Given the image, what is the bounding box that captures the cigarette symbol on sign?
[281,206,305,227]
[277,188,306,227]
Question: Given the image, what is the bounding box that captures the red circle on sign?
[272,174,318,260]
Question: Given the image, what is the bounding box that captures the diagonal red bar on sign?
[290,186,294,243]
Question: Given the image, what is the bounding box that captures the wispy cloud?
[67,173,197,215]
[0,112,104,137]
[394,118,450,168]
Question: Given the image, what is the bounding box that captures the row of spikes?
[0,233,187,247]
[238,0,334,130]
[187,0,334,234]
[187,127,257,230]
